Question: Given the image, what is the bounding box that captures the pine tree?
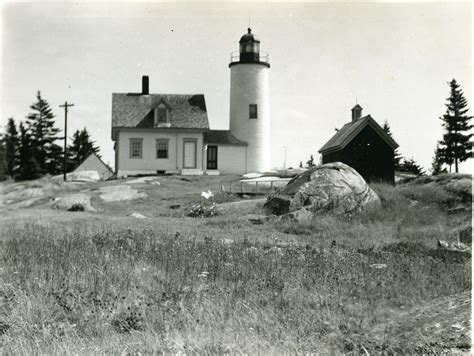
[68,128,100,171]
[299,161,303,169]
[16,122,40,181]
[382,120,402,170]
[399,157,425,176]
[5,117,19,177]
[0,132,7,181]
[439,79,473,173]
[26,91,62,175]
[431,143,447,175]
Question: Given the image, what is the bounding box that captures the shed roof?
[319,115,399,154]
[112,93,209,139]
[75,151,114,174]
[204,130,248,146]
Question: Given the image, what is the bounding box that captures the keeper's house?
[319,105,399,184]
[111,77,247,177]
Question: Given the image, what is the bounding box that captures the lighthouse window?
[249,104,258,119]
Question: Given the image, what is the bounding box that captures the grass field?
[0,174,471,353]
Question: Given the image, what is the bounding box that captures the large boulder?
[264,162,380,215]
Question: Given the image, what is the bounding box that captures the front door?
[207,145,218,170]
[183,140,197,168]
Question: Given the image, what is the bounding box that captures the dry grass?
[0,176,471,353]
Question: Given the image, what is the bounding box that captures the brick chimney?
[142,75,149,95]
[351,104,362,122]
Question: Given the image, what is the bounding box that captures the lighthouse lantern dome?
[238,28,261,62]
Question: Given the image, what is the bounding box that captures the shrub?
[187,202,218,217]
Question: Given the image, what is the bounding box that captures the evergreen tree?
[399,157,425,176]
[16,122,40,181]
[5,117,19,177]
[26,91,62,175]
[0,132,7,181]
[68,128,100,171]
[439,79,473,173]
[382,120,402,170]
[299,161,303,169]
[431,143,447,175]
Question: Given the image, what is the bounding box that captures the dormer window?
[154,103,169,126]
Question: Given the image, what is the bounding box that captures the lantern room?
[239,28,261,62]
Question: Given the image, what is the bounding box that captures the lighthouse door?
[183,140,197,168]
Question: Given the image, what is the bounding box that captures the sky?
[1,1,472,173]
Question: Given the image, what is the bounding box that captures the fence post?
[255,181,258,193]
[270,180,274,191]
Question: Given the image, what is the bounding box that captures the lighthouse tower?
[229,28,271,173]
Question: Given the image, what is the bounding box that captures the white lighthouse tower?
[229,28,271,173]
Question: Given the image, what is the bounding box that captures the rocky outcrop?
[53,194,96,212]
[264,162,380,215]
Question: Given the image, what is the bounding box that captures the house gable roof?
[204,130,248,146]
[112,93,209,139]
[318,115,399,154]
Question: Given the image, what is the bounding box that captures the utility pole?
[59,101,74,182]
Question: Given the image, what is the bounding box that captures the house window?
[154,105,169,126]
[249,104,258,119]
[130,138,142,159]
[156,139,169,159]
[157,107,167,123]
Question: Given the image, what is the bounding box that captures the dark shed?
[318,105,399,184]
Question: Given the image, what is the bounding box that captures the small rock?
[369,263,387,269]
[68,204,85,212]
[437,240,470,253]
[128,212,148,219]
[458,226,472,244]
[263,196,291,215]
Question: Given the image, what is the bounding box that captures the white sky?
[1,1,472,173]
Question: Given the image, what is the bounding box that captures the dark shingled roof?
[112,93,209,138]
[204,130,248,146]
[319,115,399,154]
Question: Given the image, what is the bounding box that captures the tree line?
[0,91,99,181]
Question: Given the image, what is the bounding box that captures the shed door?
[207,145,218,170]
[183,141,197,168]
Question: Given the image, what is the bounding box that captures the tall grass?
[0,219,470,353]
